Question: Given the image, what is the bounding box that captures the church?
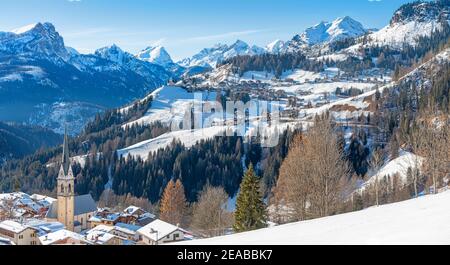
[46,130,97,232]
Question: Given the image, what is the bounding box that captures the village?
[0,133,193,245]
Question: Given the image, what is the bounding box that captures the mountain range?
[0,0,448,136]
[0,23,171,134]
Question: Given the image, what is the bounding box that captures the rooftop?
[0,220,33,234]
[39,229,90,245]
[137,219,184,241]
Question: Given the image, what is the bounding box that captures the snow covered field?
[178,191,450,245]
[117,126,227,161]
[360,151,423,191]
[275,81,375,95]
[123,86,217,129]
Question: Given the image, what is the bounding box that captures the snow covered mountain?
[300,16,367,45]
[262,16,368,55]
[178,40,265,68]
[135,45,173,67]
[361,0,449,48]
[0,22,171,134]
[265,39,288,54]
[0,22,70,63]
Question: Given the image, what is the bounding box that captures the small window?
[68,184,72,193]
[60,184,64,193]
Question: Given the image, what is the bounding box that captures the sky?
[0,0,414,61]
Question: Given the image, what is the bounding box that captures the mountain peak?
[11,23,40,34]
[390,0,449,25]
[136,45,173,67]
[10,22,58,35]
[179,40,264,68]
[266,39,287,54]
[95,44,127,64]
[298,16,367,45]
[1,22,69,61]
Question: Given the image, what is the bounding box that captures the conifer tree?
[159,179,187,226]
[233,164,267,233]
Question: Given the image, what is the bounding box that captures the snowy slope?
[360,151,424,191]
[361,20,444,49]
[178,190,450,245]
[117,126,227,160]
[347,1,449,52]
[122,86,217,129]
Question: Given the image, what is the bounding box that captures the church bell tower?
[57,128,75,231]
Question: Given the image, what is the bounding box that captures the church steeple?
[61,126,70,176]
[57,125,75,231]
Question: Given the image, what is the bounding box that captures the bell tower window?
[60,184,64,193]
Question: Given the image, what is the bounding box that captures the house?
[137,219,187,245]
[23,219,65,237]
[0,220,40,245]
[1,192,56,219]
[39,229,91,245]
[88,211,121,228]
[120,206,155,226]
[84,225,125,245]
[113,223,141,241]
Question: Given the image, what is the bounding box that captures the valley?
[0,0,449,246]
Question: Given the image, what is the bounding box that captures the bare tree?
[190,185,232,237]
[416,116,449,194]
[274,114,350,220]
[0,197,16,221]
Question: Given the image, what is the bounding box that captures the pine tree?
[233,164,267,233]
[159,179,187,226]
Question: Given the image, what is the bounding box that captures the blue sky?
[0,0,414,60]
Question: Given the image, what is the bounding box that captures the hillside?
[179,190,450,245]
[0,122,62,161]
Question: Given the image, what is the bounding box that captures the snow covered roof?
[0,236,15,245]
[30,194,57,204]
[123,205,141,215]
[39,229,90,245]
[137,219,185,241]
[21,219,65,236]
[0,220,35,234]
[86,225,114,233]
[85,226,117,245]
[114,223,141,234]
